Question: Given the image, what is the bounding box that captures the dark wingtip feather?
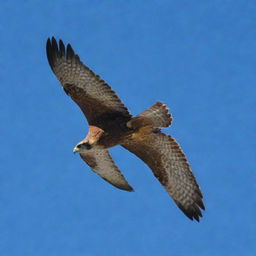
[46,37,54,71]
[176,200,204,222]
[193,204,202,217]
[59,39,65,57]
[127,185,135,192]
[51,37,58,56]
[198,199,205,211]
[115,183,135,192]
[66,43,75,59]
[46,37,76,72]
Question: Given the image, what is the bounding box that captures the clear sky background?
[1,1,255,255]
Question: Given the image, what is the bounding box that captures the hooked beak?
[73,142,92,154]
[73,146,79,154]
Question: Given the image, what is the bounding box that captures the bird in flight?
[46,37,205,221]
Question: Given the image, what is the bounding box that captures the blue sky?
[1,1,255,255]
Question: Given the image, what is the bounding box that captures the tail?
[127,102,172,130]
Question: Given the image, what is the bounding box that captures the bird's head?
[73,142,92,153]
[73,126,104,153]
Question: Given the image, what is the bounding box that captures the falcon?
[46,37,205,221]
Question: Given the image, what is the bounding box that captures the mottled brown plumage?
[46,37,205,221]
[80,148,133,191]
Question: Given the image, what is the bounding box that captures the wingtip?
[127,186,135,192]
[194,217,200,222]
[46,37,77,68]
[46,37,54,71]
[118,184,135,192]
[176,200,205,222]
[66,43,75,59]
[46,36,73,71]
[198,200,205,211]
[186,211,201,222]
[59,39,65,56]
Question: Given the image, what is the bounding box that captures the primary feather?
[46,37,205,221]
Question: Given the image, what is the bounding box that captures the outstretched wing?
[80,148,134,192]
[122,132,205,221]
[46,37,131,127]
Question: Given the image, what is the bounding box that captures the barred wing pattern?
[122,132,205,221]
[80,149,134,192]
[46,37,205,221]
[127,102,172,130]
[46,37,131,126]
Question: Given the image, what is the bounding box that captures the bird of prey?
[46,37,205,221]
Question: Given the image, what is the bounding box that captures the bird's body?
[46,37,205,221]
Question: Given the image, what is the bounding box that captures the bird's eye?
[77,144,81,148]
